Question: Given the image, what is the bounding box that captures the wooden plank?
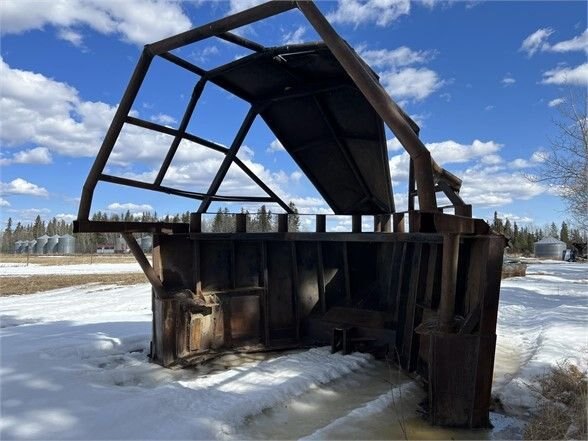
[190,231,444,243]
[193,240,202,297]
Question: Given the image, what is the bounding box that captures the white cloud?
[0,0,192,46]
[508,158,532,169]
[0,147,53,166]
[550,29,588,53]
[481,154,502,165]
[55,213,76,222]
[541,63,588,86]
[485,105,495,111]
[520,27,554,56]
[266,139,285,153]
[327,0,410,27]
[0,178,49,197]
[387,138,403,152]
[358,45,435,69]
[228,0,264,14]
[548,97,565,107]
[496,212,534,224]
[502,75,516,86]
[57,28,84,47]
[380,67,444,101]
[521,28,588,57]
[189,45,220,63]
[282,26,306,45]
[107,203,154,212]
[150,113,177,126]
[427,139,503,165]
[0,198,10,207]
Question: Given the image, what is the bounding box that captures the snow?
[493,262,588,415]
[0,260,585,439]
[0,262,142,277]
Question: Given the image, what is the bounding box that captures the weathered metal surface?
[74,0,507,430]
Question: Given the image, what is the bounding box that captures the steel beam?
[123,233,167,299]
[149,1,296,55]
[197,107,258,213]
[217,32,266,52]
[296,1,441,211]
[78,49,153,221]
[155,78,207,185]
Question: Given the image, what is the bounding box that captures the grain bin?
[14,240,23,253]
[57,234,76,254]
[24,240,36,254]
[35,235,49,254]
[534,236,567,260]
[46,235,60,254]
[140,235,153,253]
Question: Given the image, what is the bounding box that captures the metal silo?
[14,240,23,253]
[534,236,567,260]
[25,240,37,254]
[140,235,153,253]
[46,235,60,254]
[57,234,76,255]
[35,235,49,254]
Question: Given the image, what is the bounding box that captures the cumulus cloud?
[327,0,410,27]
[0,147,53,166]
[266,139,285,153]
[520,27,554,56]
[502,75,516,86]
[0,197,10,207]
[55,213,76,222]
[0,178,49,197]
[541,63,588,86]
[282,26,306,45]
[0,0,192,46]
[548,97,565,107]
[107,202,154,212]
[521,28,588,57]
[380,67,444,102]
[358,46,435,69]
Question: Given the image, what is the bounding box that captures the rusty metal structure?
[75,1,505,428]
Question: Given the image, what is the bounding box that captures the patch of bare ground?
[0,273,148,296]
[524,361,587,440]
[0,254,139,266]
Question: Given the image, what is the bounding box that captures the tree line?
[490,211,585,255]
[1,203,301,253]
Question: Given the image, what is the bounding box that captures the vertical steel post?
[316,214,326,232]
[439,233,460,331]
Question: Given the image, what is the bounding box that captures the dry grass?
[0,273,148,296]
[524,361,587,440]
[0,253,139,266]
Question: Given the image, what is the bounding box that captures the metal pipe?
[122,233,166,299]
[197,107,258,213]
[78,49,153,221]
[149,1,296,55]
[217,32,266,52]
[155,78,207,185]
[296,1,440,211]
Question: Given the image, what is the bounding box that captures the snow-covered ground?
[0,262,141,277]
[0,261,586,439]
[493,262,588,415]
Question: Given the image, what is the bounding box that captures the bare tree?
[531,90,587,231]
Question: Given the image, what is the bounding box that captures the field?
[0,258,586,439]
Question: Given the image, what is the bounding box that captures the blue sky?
[0,0,586,231]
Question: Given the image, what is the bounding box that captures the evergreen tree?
[491,211,504,234]
[504,219,513,238]
[287,202,301,232]
[2,218,13,253]
[560,222,570,244]
[549,222,559,238]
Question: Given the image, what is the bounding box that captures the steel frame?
[76,0,468,233]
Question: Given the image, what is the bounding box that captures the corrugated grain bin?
[57,234,76,255]
[24,240,37,254]
[46,235,60,254]
[14,240,23,253]
[140,235,153,253]
[534,236,567,260]
[35,235,50,254]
